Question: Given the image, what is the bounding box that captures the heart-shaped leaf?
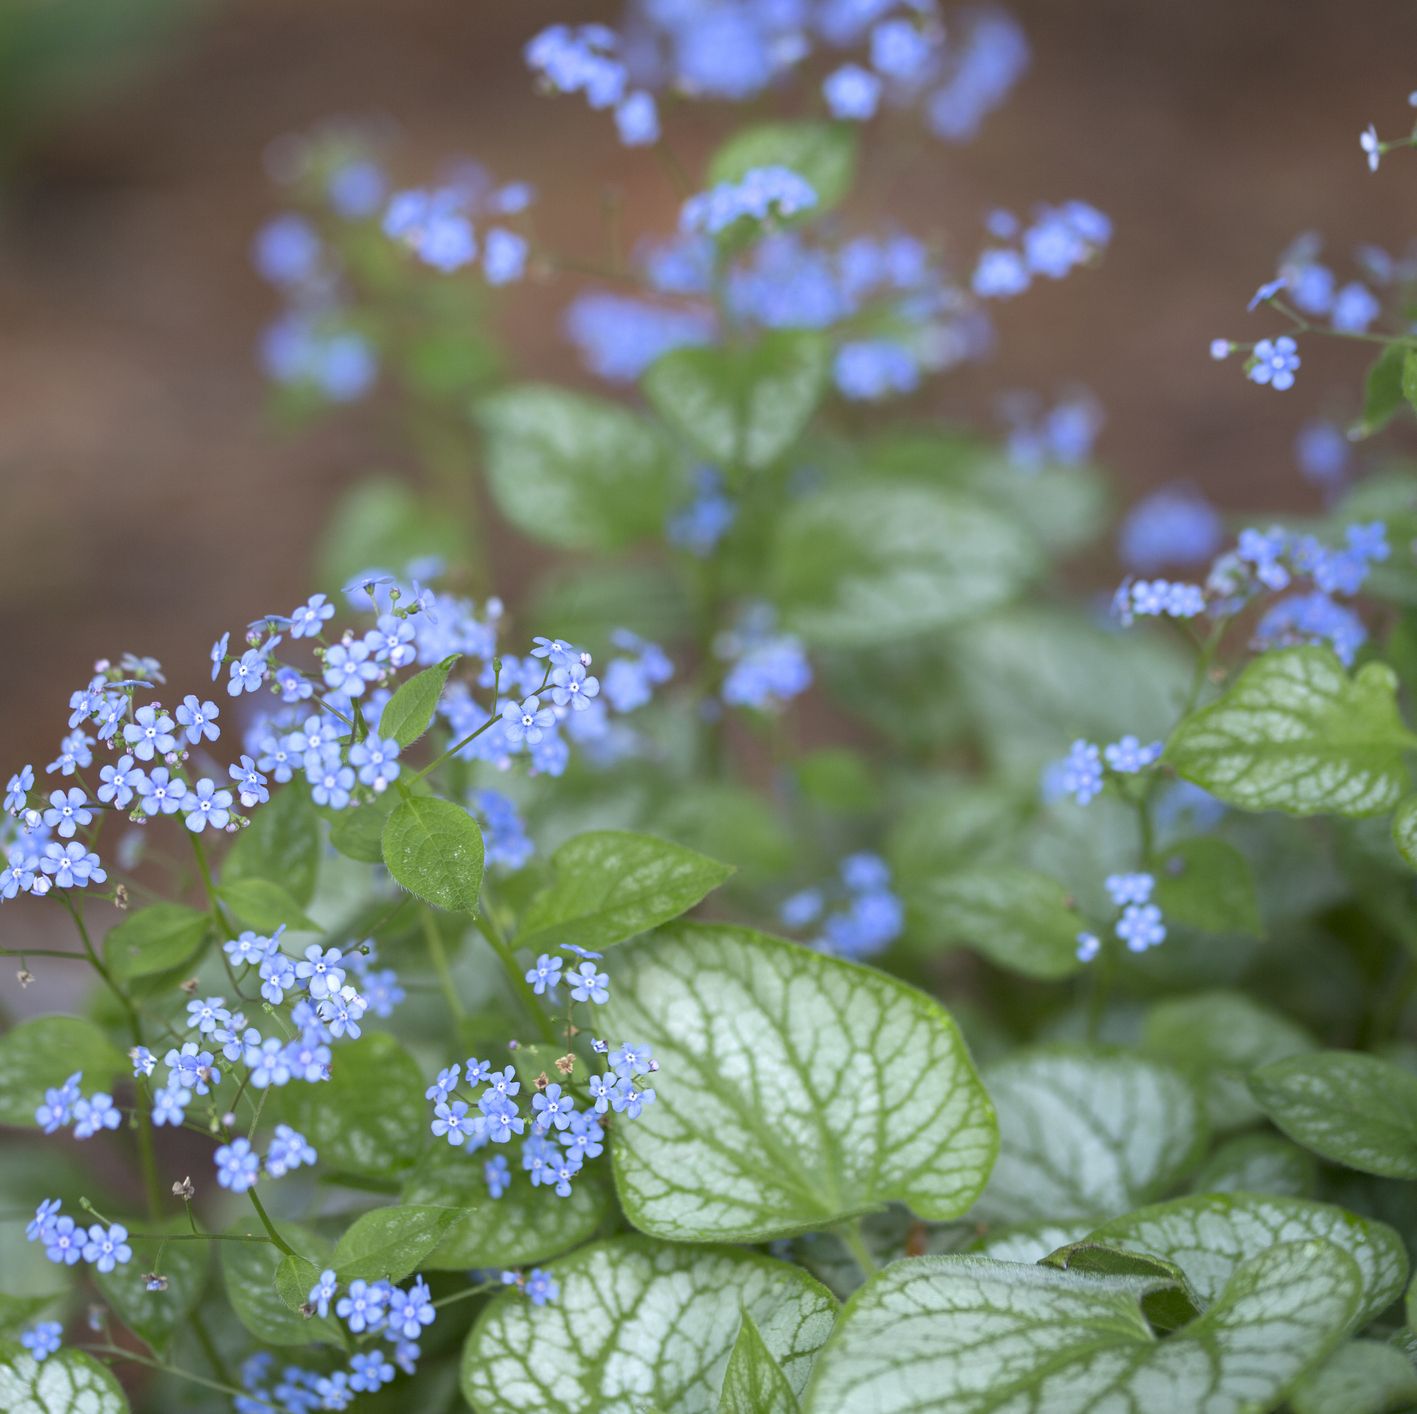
[0,1344,129,1413]
[382,795,484,913]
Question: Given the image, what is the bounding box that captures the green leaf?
[1291,1338,1417,1414]
[773,482,1035,647]
[0,1016,126,1126]
[216,877,320,934]
[602,923,997,1242]
[718,1309,802,1414]
[477,385,677,550]
[905,866,1082,979]
[1392,792,1417,870]
[708,121,857,215]
[95,1222,208,1355]
[329,796,398,865]
[798,1242,1359,1414]
[0,1297,55,1340]
[318,478,470,590]
[1166,647,1416,817]
[461,1237,836,1414]
[1189,1133,1316,1196]
[1084,1191,1408,1327]
[1038,1241,1202,1332]
[516,831,733,953]
[223,782,321,907]
[643,332,830,475]
[103,903,209,982]
[1151,837,1262,936]
[1404,348,1417,417]
[1355,342,1412,439]
[402,1142,612,1270]
[0,1343,129,1412]
[975,1048,1208,1225]
[283,1032,426,1180]
[222,1222,343,1348]
[1249,1051,1417,1178]
[1143,990,1316,1131]
[381,796,484,913]
[379,655,460,748]
[330,1205,464,1283]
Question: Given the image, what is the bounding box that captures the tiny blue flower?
[525,953,563,995]
[567,960,609,1004]
[215,1137,261,1192]
[175,694,221,746]
[308,1268,338,1318]
[1247,336,1300,391]
[19,1321,62,1362]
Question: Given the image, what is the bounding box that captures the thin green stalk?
[81,1344,274,1410]
[421,908,467,1021]
[839,1218,879,1278]
[473,909,558,1045]
[188,1308,236,1388]
[245,1189,297,1258]
[432,1278,501,1310]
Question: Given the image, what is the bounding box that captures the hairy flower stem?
[420,908,467,1022]
[245,1187,297,1258]
[840,1217,879,1279]
[473,903,558,1045]
[82,1344,275,1410]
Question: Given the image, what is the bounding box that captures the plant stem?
[81,1344,274,1410]
[431,1278,500,1310]
[411,710,502,784]
[189,1308,235,1387]
[473,907,558,1045]
[245,1189,297,1258]
[420,908,466,1022]
[839,1218,879,1279]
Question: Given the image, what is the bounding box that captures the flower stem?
[839,1218,879,1279]
[245,1188,297,1258]
[420,908,466,1022]
[473,906,558,1045]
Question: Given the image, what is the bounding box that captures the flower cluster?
[19,1321,63,1363]
[26,1199,132,1273]
[999,390,1103,471]
[717,606,812,711]
[779,853,904,961]
[1049,732,1163,808]
[971,202,1112,299]
[383,178,533,281]
[1118,485,1223,574]
[681,166,819,237]
[1075,871,1167,962]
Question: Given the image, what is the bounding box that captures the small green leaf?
[1392,792,1417,870]
[1084,1191,1408,1327]
[773,482,1036,648]
[329,796,398,865]
[1249,1050,1417,1178]
[643,332,830,475]
[224,782,321,906]
[1190,1133,1316,1196]
[379,655,460,748]
[222,1222,343,1347]
[0,1343,129,1412]
[603,923,997,1243]
[1291,1338,1417,1414]
[318,477,470,590]
[461,1237,836,1414]
[331,1205,464,1283]
[0,1016,126,1126]
[403,1143,612,1270]
[1152,837,1262,936]
[0,1297,55,1340]
[477,385,677,550]
[975,1048,1208,1225]
[1039,1241,1202,1331]
[283,1032,426,1180]
[708,121,858,214]
[718,1309,802,1414]
[103,903,209,982]
[904,866,1083,979]
[95,1222,208,1355]
[1143,990,1316,1131]
[799,1242,1359,1414]
[1354,342,1412,439]
[517,830,733,953]
[1166,647,1416,817]
[216,877,320,934]
[382,796,484,913]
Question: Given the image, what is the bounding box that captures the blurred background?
[3,0,1416,775]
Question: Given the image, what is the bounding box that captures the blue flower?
[483,228,529,285]
[550,662,600,712]
[1105,872,1154,907]
[209,632,230,682]
[43,1215,83,1265]
[834,341,920,401]
[215,1138,261,1192]
[252,214,321,286]
[431,1100,478,1146]
[824,64,882,121]
[609,1078,655,1119]
[1331,281,1380,334]
[289,593,335,639]
[19,1321,62,1362]
[1361,123,1382,173]
[1295,420,1351,489]
[310,761,355,810]
[348,736,401,789]
[43,788,91,840]
[609,1043,654,1078]
[680,167,818,236]
[40,842,106,888]
[97,755,140,810]
[34,1072,81,1133]
[124,705,177,762]
[349,1351,395,1394]
[336,1278,391,1334]
[26,1198,63,1244]
[425,1063,461,1103]
[1060,740,1103,806]
[524,1268,559,1305]
[502,695,555,747]
[485,1154,511,1198]
[1119,486,1222,573]
[1103,736,1162,774]
[227,649,268,698]
[308,1268,338,1319]
[82,1221,132,1272]
[184,779,234,834]
[5,764,35,814]
[972,247,1030,298]
[151,1086,189,1126]
[265,1124,317,1178]
[567,961,609,1004]
[175,695,221,747]
[1116,902,1166,953]
[564,293,714,382]
[1075,932,1101,963]
[1247,336,1300,391]
[296,945,346,1000]
[480,1094,526,1144]
[1247,275,1288,311]
[614,91,659,146]
[531,1083,576,1131]
[525,953,563,995]
[229,755,270,809]
[484,1065,520,1099]
[323,641,380,697]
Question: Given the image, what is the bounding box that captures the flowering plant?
[6,5,1417,1413]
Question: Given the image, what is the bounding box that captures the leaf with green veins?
[0,1296,55,1340]
[379,655,460,748]
[327,1205,464,1283]
[477,385,678,550]
[516,831,733,953]
[1290,1338,1417,1414]
[1190,1133,1316,1196]
[403,1142,612,1270]
[0,1016,127,1126]
[216,877,320,934]
[282,1032,426,1180]
[601,923,997,1243]
[643,332,830,476]
[1166,647,1417,817]
[799,1241,1360,1414]
[222,1223,344,1348]
[461,1237,837,1414]
[1084,1191,1408,1327]
[773,482,1036,648]
[973,1048,1208,1225]
[95,1222,208,1355]
[718,1309,802,1414]
[0,1343,130,1412]
[1152,837,1263,936]
[1039,1241,1201,1332]
[103,902,209,982]
[1393,793,1417,869]
[381,796,484,913]
[972,1219,1096,1264]
[1142,990,1316,1132]
[1355,342,1411,438]
[1248,1051,1417,1178]
[707,121,858,214]
[274,1253,321,1314]
[903,865,1083,978]
[224,781,321,906]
